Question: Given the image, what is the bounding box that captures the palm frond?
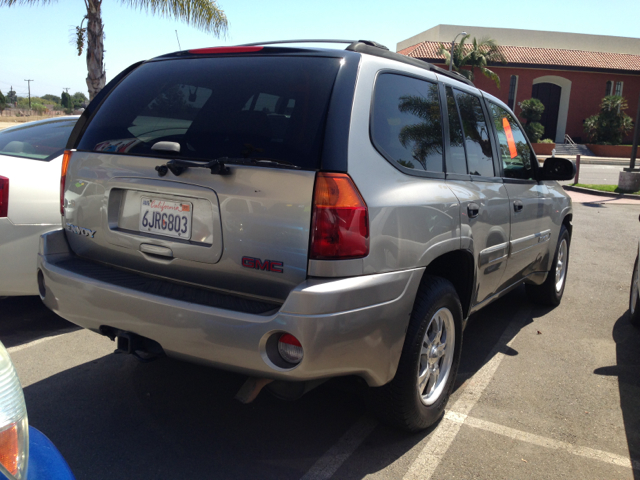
[0,0,56,4]
[120,0,228,37]
[480,67,500,88]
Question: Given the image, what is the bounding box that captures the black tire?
[629,255,640,328]
[367,275,463,432]
[526,225,570,306]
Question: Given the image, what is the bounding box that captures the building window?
[605,81,613,96]
[507,75,519,110]
[614,81,624,96]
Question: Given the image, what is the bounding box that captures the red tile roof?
[398,41,640,73]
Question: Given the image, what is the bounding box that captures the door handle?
[513,200,524,212]
[467,203,480,219]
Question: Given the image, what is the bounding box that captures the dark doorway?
[532,82,561,142]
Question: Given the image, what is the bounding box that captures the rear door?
[64,54,346,302]
[486,101,551,288]
[441,83,511,306]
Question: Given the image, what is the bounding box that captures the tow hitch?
[99,326,165,363]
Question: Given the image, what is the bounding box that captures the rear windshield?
[77,56,342,170]
[0,117,77,161]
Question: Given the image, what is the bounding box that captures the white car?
[0,117,78,296]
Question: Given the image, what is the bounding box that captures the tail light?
[310,172,369,260]
[277,334,304,365]
[0,176,8,218]
[60,150,72,215]
[0,342,29,480]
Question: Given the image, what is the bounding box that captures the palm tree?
[438,35,506,88]
[1,0,228,100]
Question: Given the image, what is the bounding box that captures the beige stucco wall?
[397,24,640,55]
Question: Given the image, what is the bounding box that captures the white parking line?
[300,416,378,480]
[299,307,531,480]
[446,411,640,472]
[403,308,530,480]
[7,334,64,354]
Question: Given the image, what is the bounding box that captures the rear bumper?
[38,230,423,386]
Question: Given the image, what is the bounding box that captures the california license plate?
[139,197,193,240]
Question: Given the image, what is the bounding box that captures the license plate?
[139,197,193,240]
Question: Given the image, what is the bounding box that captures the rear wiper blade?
[228,157,301,169]
[155,157,231,177]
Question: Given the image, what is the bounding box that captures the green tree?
[518,98,545,143]
[1,1,228,101]
[0,90,6,114]
[72,91,89,108]
[6,88,17,105]
[42,94,61,104]
[583,95,634,145]
[437,35,506,88]
[31,102,47,115]
[61,92,71,109]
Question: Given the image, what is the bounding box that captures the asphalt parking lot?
[3,198,640,480]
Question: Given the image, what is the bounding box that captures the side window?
[489,103,535,180]
[444,86,467,174]
[371,73,444,173]
[453,89,494,177]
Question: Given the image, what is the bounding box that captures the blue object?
[0,427,75,480]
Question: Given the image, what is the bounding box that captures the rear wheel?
[629,255,640,328]
[367,275,463,432]
[526,225,570,306]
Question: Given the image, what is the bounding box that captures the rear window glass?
[371,73,443,173]
[0,117,76,161]
[77,56,342,170]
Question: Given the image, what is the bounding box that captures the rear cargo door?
[64,55,344,302]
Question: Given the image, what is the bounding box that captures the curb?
[539,158,630,166]
[562,184,640,200]
[578,159,630,166]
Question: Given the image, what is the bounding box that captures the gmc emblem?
[241,256,284,273]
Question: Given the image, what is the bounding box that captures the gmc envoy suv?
[37,40,574,431]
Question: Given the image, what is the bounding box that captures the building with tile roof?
[397,25,640,144]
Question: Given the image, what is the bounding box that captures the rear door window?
[370,73,444,174]
[489,103,535,180]
[77,56,342,170]
[0,118,76,161]
[453,89,494,177]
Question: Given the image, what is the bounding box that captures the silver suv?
[38,40,574,431]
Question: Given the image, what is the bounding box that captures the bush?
[583,95,633,145]
[518,98,545,143]
[539,138,555,144]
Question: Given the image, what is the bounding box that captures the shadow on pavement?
[594,312,640,478]
[0,296,80,348]
[21,286,554,480]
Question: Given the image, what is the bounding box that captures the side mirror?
[539,157,575,181]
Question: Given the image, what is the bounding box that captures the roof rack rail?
[345,42,473,86]
[238,39,471,86]
[240,39,389,50]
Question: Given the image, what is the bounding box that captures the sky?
[1,0,638,99]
